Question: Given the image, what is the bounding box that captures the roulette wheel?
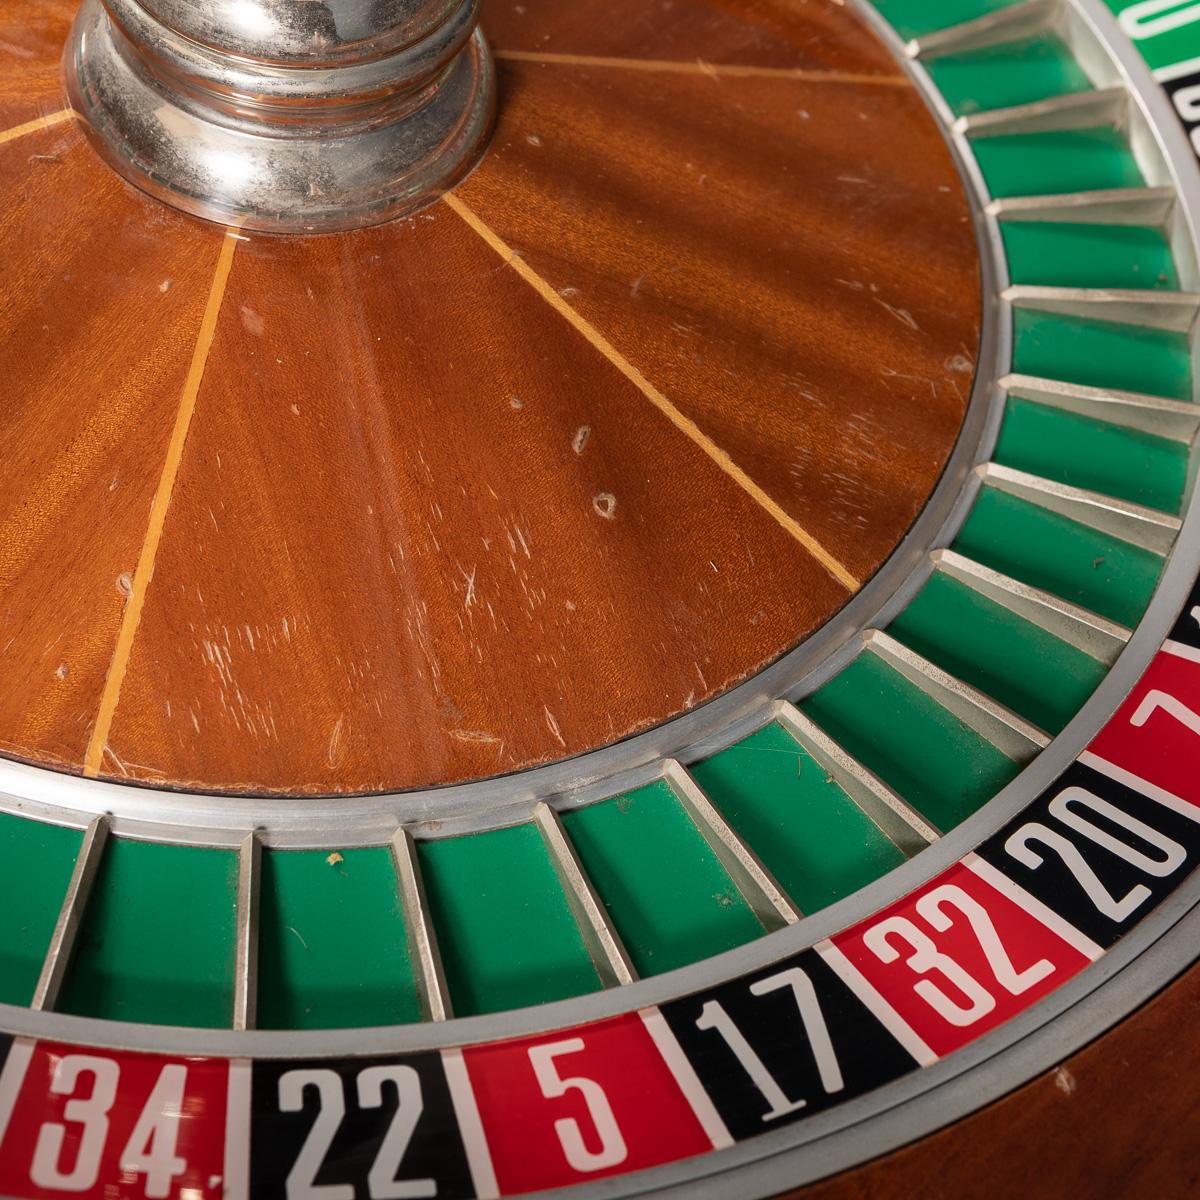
[5,0,1200,1194]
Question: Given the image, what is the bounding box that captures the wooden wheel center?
[0,0,982,797]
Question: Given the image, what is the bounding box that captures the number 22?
[280,1066,435,1200]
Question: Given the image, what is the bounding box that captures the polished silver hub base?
[64,0,496,233]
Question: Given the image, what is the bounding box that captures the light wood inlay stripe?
[443,193,860,591]
[0,109,74,148]
[493,50,909,87]
[84,230,240,777]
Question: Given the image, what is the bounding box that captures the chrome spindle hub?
[64,0,496,233]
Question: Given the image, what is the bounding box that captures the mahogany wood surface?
[480,0,901,74]
[0,0,71,128]
[0,130,225,774]
[456,59,980,583]
[0,0,981,794]
[791,959,1200,1199]
[104,215,847,792]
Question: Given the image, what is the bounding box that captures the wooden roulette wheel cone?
[0,0,981,801]
[4,2,1200,1198]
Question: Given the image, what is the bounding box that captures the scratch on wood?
[543,705,566,748]
[327,714,348,768]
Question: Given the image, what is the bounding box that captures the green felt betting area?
[888,573,1109,735]
[0,815,81,1007]
[60,839,237,1028]
[0,0,1192,1032]
[929,33,1091,115]
[563,783,767,978]
[258,847,423,1028]
[420,825,602,1016]
[974,128,1146,198]
[874,0,1022,39]
[800,654,1023,834]
[994,397,1188,514]
[689,725,907,915]
[1013,311,1192,401]
[1002,224,1178,291]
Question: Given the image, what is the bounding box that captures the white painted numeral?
[919,887,1055,996]
[751,970,844,1097]
[1006,785,1186,923]
[1119,0,1200,39]
[1007,825,1150,921]
[528,1039,627,1173]
[280,1068,434,1200]
[1052,788,1185,877]
[696,966,844,1123]
[697,1001,806,1120]
[30,1057,194,1197]
[357,1067,435,1200]
[31,1055,120,1193]
[865,912,995,1026]
[120,1065,188,1199]
[864,885,1054,1026]
[1130,689,1200,740]
[1176,83,1200,123]
[1170,87,1200,155]
[282,1071,353,1200]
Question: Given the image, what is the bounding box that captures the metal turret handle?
[64,0,495,233]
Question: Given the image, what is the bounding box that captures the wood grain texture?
[0,0,74,127]
[101,210,848,793]
[456,59,980,583]
[483,0,901,76]
[0,127,226,774]
[791,958,1200,1199]
[0,0,981,793]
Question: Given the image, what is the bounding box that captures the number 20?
[1006,787,1186,922]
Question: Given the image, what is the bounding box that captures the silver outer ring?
[0,13,1009,846]
[2,2,1197,1196]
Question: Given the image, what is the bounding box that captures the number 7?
[1130,690,1200,739]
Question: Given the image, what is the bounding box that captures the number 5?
[528,1039,628,1173]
